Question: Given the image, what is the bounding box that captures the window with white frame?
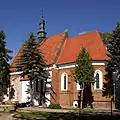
[94,70,103,90]
[61,72,68,91]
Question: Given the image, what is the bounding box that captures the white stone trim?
[94,70,103,90]
[20,80,30,103]
[61,72,68,91]
[47,71,52,82]
[92,63,105,65]
[45,71,52,106]
[10,71,23,75]
[57,62,105,70]
[59,64,76,69]
[46,66,54,71]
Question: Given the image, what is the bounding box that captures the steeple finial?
[37,9,47,42]
[41,8,44,18]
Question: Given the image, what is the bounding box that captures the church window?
[61,73,68,91]
[64,75,66,90]
[96,73,99,89]
[94,70,103,90]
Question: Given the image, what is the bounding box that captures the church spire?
[37,10,47,42]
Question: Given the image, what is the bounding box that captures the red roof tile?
[10,46,23,71]
[40,32,67,64]
[20,75,29,81]
[11,30,107,72]
[10,32,66,71]
[55,31,107,64]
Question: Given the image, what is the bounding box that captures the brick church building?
[10,15,111,108]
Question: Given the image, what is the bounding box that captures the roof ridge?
[47,32,63,38]
[39,32,64,46]
[70,30,98,39]
[51,31,68,64]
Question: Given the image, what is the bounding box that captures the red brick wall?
[50,65,112,108]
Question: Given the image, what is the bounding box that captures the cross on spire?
[41,8,44,18]
[37,9,47,42]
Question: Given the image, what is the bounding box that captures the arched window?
[96,73,99,89]
[61,73,68,91]
[64,75,66,90]
[94,70,103,90]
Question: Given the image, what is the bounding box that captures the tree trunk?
[30,79,32,104]
[80,83,84,109]
[43,79,47,104]
[39,80,43,105]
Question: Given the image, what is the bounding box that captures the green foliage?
[0,30,12,102]
[16,32,49,102]
[100,32,112,45]
[17,32,49,79]
[102,72,113,97]
[48,104,62,109]
[73,48,94,108]
[74,48,95,85]
[16,110,120,120]
[104,22,120,109]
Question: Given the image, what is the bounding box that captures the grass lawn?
[14,109,120,120]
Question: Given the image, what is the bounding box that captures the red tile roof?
[55,31,107,64]
[10,32,67,71]
[11,30,107,72]
[40,32,68,64]
[10,46,23,71]
[20,75,29,81]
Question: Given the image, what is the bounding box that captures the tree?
[103,22,120,109]
[100,32,112,46]
[16,32,49,105]
[0,30,12,103]
[73,48,95,109]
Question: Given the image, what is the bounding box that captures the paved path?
[19,106,74,113]
[0,113,14,120]
[19,107,120,115]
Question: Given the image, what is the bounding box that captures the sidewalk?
[0,113,14,120]
[18,106,120,115]
[18,106,74,113]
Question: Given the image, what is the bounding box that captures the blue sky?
[0,0,120,62]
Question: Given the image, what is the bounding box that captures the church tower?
[37,13,47,42]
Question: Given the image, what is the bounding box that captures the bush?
[48,104,62,109]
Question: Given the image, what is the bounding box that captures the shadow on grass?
[14,111,120,120]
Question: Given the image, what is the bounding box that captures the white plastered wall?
[45,71,52,106]
[20,80,30,103]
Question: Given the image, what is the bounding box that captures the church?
[10,15,111,108]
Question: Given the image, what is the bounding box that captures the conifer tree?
[74,48,94,109]
[17,32,49,105]
[103,22,120,109]
[0,31,12,103]
[100,32,112,46]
